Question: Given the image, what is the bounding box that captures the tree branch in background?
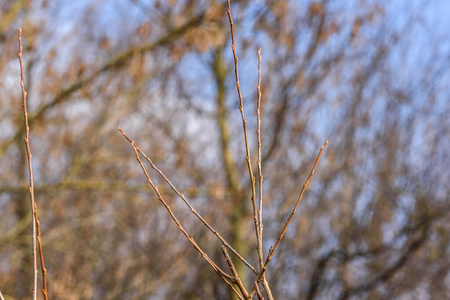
[1,14,206,157]
[306,207,447,300]
[338,223,430,300]
[18,27,48,300]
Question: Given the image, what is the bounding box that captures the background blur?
[0,0,449,299]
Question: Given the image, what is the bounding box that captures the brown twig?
[255,283,264,300]
[34,203,48,300]
[253,139,328,290]
[248,281,265,300]
[255,48,273,300]
[118,128,258,275]
[119,128,246,297]
[256,48,264,262]
[226,0,261,277]
[221,246,250,299]
[18,27,42,300]
[227,3,275,298]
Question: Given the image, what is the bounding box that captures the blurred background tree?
[0,0,449,299]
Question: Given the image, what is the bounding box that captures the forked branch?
[254,139,328,289]
[119,128,244,299]
[120,2,328,298]
[227,1,274,297]
[119,128,258,275]
[226,0,262,276]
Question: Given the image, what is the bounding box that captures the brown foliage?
[0,0,449,299]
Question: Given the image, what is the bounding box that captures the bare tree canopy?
[0,0,449,299]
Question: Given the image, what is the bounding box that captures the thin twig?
[255,283,264,300]
[34,203,48,300]
[228,284,245,300]
[0,290,5,300]
[256,48,273,300]
[256,48,264,264]
[254,139,328,288]
[226,0,261,276]
[119,128,258,275]
[119,128,236,285]
[221,246,250,299]
[249,281,265,300]
[18,27,38,300]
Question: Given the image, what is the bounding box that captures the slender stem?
[226,0,261,276]
[119,128,258,275]
[256,48,273,300]
[256,48,264,268]
[221,246,250,299]
[18,27,38,300]
[254,140,328,289]
[255,283,264,300]
[119,129,243,291]
[34,203,48,300]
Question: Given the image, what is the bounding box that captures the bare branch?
[255,139,328,287]
[221,246,250,299]
[256,47,273,300]
[338,230,428,300]
[256,48,264,261]
[255,283,264,300]
[119,128,236,286]
[34,202,48,300]
[119,128,258,275]
[18,27,38,300]
[226,0,261,276]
